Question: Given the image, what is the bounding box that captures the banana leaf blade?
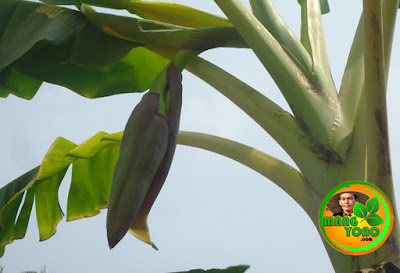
[0,166,39,255]
[1,0,244,100]
[40,0,231,28]
[0,0,168,99]
[0,131,126,257]
[82,9,247,51]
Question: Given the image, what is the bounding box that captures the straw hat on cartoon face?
[326,191,370,216]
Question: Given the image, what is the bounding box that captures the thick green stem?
[329,15,364,156]
[172,50,201,72]
[332,1,400,270]
[186,57,341,195]
[300,0,338,102]
[214,0,337,142]
[352,1,400,268]
[250,0,312,72]
[150,49,200,115]
[362,0,388,182]
[382,0,400,85]
[177,131,321,221]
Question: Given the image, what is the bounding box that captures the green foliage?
[0,0,248,100]
[82,8,246,51]
[354,202,369,219]
[1,0,399,271]
[366,214,384,227]
[0,167,39,253]
[172,265,250,273]
[353,198,384,227]
[0,132,123,256]
[40,0,232,28]
[366,197,379,214]
[0,0,169,99]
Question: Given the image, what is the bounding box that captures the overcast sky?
[1,1,399,273]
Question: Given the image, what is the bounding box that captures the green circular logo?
[319,181,393,255]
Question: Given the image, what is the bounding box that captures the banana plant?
[0,0,399,272]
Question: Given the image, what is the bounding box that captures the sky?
[0,1,400,273]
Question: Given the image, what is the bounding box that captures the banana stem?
[362,0,390,183]
[214,0,337,142]
[148,46,342,193]
[149,49,200,116]
[329,15,364,156]
[250,0,312,72]
[186,56,341,195]
[172,49,201,72]
[300,0,337,102]
[177,131,321,221]
[382,0,400,86]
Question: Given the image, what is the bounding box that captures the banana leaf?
[1,0,245,100]
[40,0,231,28]
[0,132,121,257]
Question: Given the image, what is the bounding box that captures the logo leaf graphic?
[366,213,384,226]
[366,197,379,214]
[353,202,368,218]
[354,198,383,226]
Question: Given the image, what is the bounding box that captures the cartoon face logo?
[319,181,393,255]
[338,192,357,215]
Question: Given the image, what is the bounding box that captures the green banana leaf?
[0,167,39,250]
[0,69,42,99]
[81,8,247,51]
[0,131,122,257]
[0,0,167,99]
[3,129,258,258]
[0,89,9,98]
[1,0,246,100]
[39,0,231,28]
[172,265,250,273]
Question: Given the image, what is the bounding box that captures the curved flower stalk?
[177,131,322,223]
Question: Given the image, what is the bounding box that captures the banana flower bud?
[107,63,182,249]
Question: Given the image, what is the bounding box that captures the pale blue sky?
[0,1,399,272]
